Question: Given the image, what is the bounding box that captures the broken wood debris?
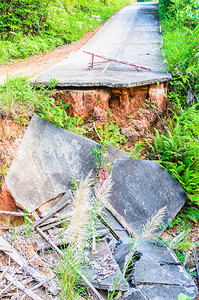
[4,270,43,300]
[34,191,72,228]
[0,210,32,217]
[0,193,198,299]
[31,211,105,300]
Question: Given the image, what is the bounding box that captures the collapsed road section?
[30,3,172,143]
[0,114,197,299]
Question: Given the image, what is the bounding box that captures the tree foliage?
[0,0,46,35]
[0,0,130,62]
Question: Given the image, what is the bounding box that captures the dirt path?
[0,25,102,85]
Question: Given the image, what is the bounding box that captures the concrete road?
[31,2,171,88]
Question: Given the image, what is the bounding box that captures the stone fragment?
[83,240,129,291]
[114,243,133,272]
[120,127,135,140]
[101,209,130,244]
[123,241,198,300]
[109,158,187,236]
[5,114,98,212]
[114,242,142,273]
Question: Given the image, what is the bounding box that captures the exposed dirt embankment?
[51,82,168,143]
[0,118,25,221]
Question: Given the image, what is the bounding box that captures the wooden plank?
[0,266,8,281]
[0,211,32,217]
[0,236,59,295]
[34,191,72,228]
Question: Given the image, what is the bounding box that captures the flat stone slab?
[123,288,147,300]
[109,158,187,236]
[6,114,98,212]
[30,3,171,88]
[83,240,128,291]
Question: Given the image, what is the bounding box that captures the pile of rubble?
[0,114,198,299]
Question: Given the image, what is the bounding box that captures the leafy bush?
[147,105,199,222]
[148,106,199,202]
[0,0,45,35]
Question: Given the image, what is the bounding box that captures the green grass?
[159,0,199,99]
[0,76,85,133]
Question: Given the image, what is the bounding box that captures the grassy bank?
[0,0,130,64]
[147,0,199,223]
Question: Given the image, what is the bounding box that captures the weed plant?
[53,245,86,300]
[95,121,127,148]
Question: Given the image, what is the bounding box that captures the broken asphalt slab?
[123,285,198,300]
[4,114,197,299]
[30,3,171,88]
[116,240,198,299]
[135,241,196,287]
[110,158,187,236]
[6,114,98,212]
[6,114,186,229]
